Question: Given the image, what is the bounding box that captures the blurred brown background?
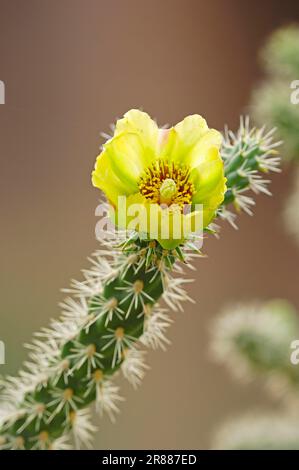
[0,0,299,449]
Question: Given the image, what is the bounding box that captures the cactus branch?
[0,118,280,450]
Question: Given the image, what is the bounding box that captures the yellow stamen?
[139,160,194,207]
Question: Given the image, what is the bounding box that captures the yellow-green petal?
[114,193,211,250]
[156,127,176,158]
[190,147,226,203]
[175,114,209,146]
[168,114,209,164]
[92,150,132,206]
[104,132,148,192]
[115,109,158,152]
[187,129,223,169]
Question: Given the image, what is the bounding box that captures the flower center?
[159,178,177,204]
[138,160,194,207]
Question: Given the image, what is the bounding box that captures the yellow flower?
[92,110,226,249]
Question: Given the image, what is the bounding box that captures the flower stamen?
[139,160,194,207]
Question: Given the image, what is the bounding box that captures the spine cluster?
[211,300,299,450]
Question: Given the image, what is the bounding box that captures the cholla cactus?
[219,117,280,227]
[211,300,299,393]
[262,26,299,78]
[213,412,299,450]
[251,26,299,247]
[0,111,280,450]
[211,299,299,449]
[251,25,299,161]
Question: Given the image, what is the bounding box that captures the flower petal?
[175,114,209,146]
[104,132,152,192]
[157,128,177,158]
[168,114,222,169]
[187,129,223,168]
[115,109,158,152]
[114,193,207,250]
[92,149,132,206]
[190,147,226,204]
[168,115,208,163]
